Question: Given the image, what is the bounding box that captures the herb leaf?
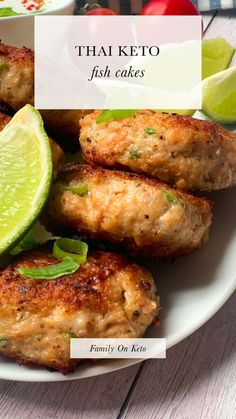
[129,149,141,160]
[145,128,156,135]
[96,110,138,124]
[62,182,88,197]
[163,190,175,203]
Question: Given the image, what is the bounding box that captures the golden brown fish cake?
[44,164,212,260]
[0,43,34,111]
[0,249,159,374]
[80,110,236,191]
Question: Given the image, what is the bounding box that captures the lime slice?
[202,66,236,124]
[202,38,235,80]
[0,105,52,255]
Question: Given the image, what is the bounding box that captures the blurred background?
[75,0,236,14]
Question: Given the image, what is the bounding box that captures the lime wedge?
[154,109,195,116]
[202,66,236,124]
[0,105,52,255]
[202,38,235,80]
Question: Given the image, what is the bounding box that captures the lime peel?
[202,66,236,124]
[0,105,52,255]
[202,38,235,80]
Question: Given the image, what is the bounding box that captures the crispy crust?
[0,250,128,311]
[44,163,212,260]
[0,43,34,63]
[0,43,34,111]
[80,110,236,191]
[0,249,158,373]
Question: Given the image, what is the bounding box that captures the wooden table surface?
[0,10,236,419]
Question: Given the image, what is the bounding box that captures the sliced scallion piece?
[145,128,156,135]
[96,109,138,124]
[129,149,141,160]
[17,257,79,280]
[163,190,176,204]
[10,230,37,256]
[62,182,88,197]
[53,238,88,264]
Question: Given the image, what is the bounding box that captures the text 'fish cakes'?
[44,164,212,260]
[80,110,236,191]
[0,250,159,374]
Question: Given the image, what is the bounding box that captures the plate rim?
[0,280,235,382]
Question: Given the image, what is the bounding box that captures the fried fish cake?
[44,164,212,260]
[0,43,90,147]
[80,110,236,191]
[0,43,34,111]
[0,250,159,374]
[0,111,64,177]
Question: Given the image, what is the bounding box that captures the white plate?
[1,158,236,380]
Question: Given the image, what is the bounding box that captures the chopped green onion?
[96,110,138,124]
[129,149,141,160]
[53,238,88,264]
[10,224,59,257]
[62,182,88,197]
[10,230,37,256]
[17,257,79,280]
[145,128,156,135]
[0,338,9,348]
[163,191,175,204]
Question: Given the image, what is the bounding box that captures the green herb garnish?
[10,230,37,256]
[17,257,79,280]
[96,110,138,124]
[17,239,88,281]
[0,8,20,17]
[129,149,141,160]
[163,191,175,203]
[145,128,156,135]
[0,338,9,348]
[53,238,88,264]
[62,182,88,197]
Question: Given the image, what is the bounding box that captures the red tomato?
[85,7,118,16]
[141,0,199,15]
